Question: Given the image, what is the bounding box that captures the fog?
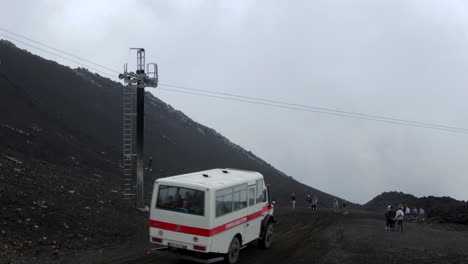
[1,0,468,203]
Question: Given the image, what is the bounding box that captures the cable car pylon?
[119,48,158,210]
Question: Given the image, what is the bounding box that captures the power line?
[0,27,120,74]
[158,87,468,134]
[159,83,468,132]
[1,28,467,134]
[0,33,119,80]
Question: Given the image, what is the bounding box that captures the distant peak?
[0,39,17,48]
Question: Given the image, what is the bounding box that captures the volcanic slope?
[0,39,346,263]
[0,39,344,206]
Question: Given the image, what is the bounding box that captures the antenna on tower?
[119,48,158,211]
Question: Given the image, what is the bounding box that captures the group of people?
[290,192,318,211]
[385,205,425,232]
[405,206,425,221]
[333,198,348,214]
[306,194,319,211]
[290,193,349,214]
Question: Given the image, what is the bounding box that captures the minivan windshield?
[156,185,205,216]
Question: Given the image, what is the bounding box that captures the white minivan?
[149,168,276,263]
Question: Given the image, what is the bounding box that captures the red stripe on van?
[150,205,272,237]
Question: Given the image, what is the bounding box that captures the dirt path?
[104,208,468,264]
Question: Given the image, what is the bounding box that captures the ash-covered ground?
[118,208,468,264]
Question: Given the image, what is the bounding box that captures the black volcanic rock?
[364,191,468,225]
[364,191,420,210]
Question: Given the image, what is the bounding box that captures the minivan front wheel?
[260,223,273,249]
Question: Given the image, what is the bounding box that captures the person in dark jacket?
[306,195,312,208]
[342,200,349,214]
[385,206,392,230]
[312,196,318,212]
[389,206,397,230]
[146,156,153,172]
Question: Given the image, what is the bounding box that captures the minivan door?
[244,185,260,243]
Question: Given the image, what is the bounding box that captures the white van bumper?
[150,247,224,263]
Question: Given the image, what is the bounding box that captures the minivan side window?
[256,180,265,203]
[216,183,248,217]
[234,189,248,210]
[248,187,255,206]
[216,188,233,217]
[240,189,248,208]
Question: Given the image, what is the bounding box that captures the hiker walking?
[389,206,396,230]
[312,196,318,211]
[333,199,339,212]
[419,208,425,221]
[394,206,405,232]
[146,156,153,172]
[405,206,411,220]
[291,192,296,209]
[342,200,348,214]
[385,206,392,230]
[306,195,312,208]
[412,207,418,220]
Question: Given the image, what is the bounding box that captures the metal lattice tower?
[119,48,158,210]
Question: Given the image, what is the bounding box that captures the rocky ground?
[0,146,145,264]
[115,208,468,264]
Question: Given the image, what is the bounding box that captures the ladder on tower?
[122,84,136,200]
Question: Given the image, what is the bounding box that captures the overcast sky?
[1,0,468,203]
